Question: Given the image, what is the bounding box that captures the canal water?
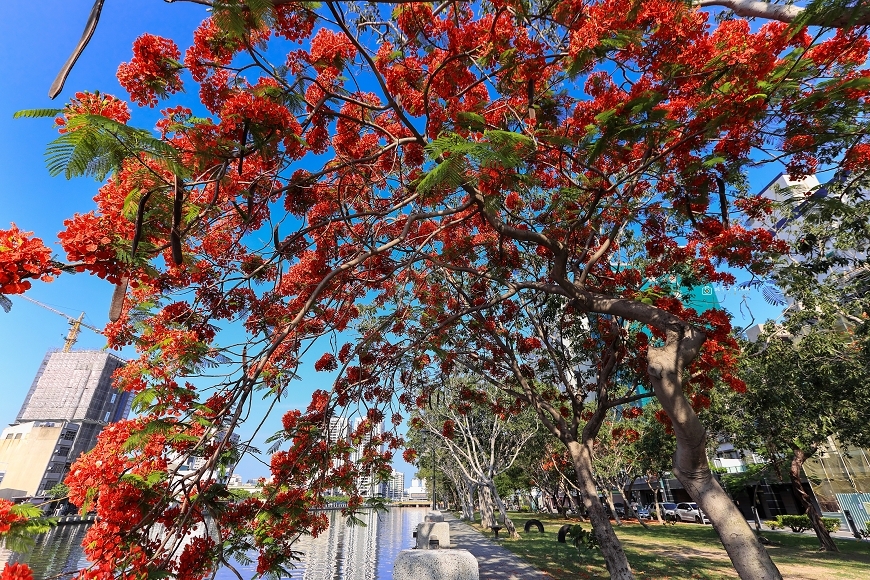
[0,507,427,579]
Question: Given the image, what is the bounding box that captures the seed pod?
[171,174,183,265]
[109,277,128,322]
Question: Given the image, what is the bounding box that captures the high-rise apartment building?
[352,418,387,498]
[387,470,405,500]
[0,350,130,499]
[328,416,350,444]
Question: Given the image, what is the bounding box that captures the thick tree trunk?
[695,0,870,28]
[790,447,838,552]
[648,327,783,580]
[567,440,635,580]
[478,483,497,528]
[489,482,519,538]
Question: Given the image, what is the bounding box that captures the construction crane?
[18,295,102,352]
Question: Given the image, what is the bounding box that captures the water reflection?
[3,507,427,579]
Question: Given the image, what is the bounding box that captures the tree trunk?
[567,440,635,580]
[489,482,519,539]
[478,483,497,528]
[463,480,476,521]
[567,490,584,519]
[790,447,838,552]
[648,327,783,580]
[646,478,664,524]
[624,481,649,529]
[603,487,623,526]
[752,484,763,530]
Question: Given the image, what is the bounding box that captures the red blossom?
[0,563,33,580]
[0,224,58,295]
[117,34,183,107]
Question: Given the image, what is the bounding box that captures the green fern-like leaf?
[416,155,467,196]
[13,108,63,119]
[43,114,187,181]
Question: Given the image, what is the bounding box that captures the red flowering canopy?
[9,1,870,578]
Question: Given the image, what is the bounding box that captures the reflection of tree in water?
[16,509,427,579]
[296,507,425,580]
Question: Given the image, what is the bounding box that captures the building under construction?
[0,350,130,499]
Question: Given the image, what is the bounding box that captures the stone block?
[393,549,478,580]
[416,521,451,549]
[425,510,445,522]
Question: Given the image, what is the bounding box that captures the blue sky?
[0,1,787,484]
[0,0,376,482]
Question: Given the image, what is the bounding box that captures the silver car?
[675,502,711,524]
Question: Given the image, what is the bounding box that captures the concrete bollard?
[394,549,478,580]
[416,521,451,548]
[425,510,445,522]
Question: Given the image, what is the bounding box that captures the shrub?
[770,514,840,533]
[777,515,811,533]
[567,524,599,558]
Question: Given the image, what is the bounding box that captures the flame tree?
[5,1,870,578]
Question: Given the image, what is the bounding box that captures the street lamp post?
[432,441,436,509]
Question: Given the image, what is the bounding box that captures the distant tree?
[631,403,679,525]
[712,315,870,551]
[409,378,537,538]
[46,482,70,500]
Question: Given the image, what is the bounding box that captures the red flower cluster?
[0,564,33,580]
[54,91,130,132]
[117,34,184,107]
[0,224,57,295]
[308,28,356,72]
[0,499,27,534]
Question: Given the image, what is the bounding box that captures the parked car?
[612,502,626,517]
[675,502,711,524]
[650,502,678,521]
[636,505,651,519]
[601,500,625,519]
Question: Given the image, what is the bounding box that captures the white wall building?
[387,470,405,500]
[406,478,428,501]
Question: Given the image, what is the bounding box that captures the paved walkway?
[444,514,548,580]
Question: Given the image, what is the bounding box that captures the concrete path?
[444,514,548,580]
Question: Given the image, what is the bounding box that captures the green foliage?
[720,464,778,497]
[768,515,842,534]
[212,0,276,40]
[567,524,600,558]
[29,113,187,181]
[1,503,56,553]
[12,108,63,119]
[46,482,70,500]
[417,130,535,196]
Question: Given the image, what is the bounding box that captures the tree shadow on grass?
[501,513,870,579]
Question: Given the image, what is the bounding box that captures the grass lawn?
[466,512,870,579]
